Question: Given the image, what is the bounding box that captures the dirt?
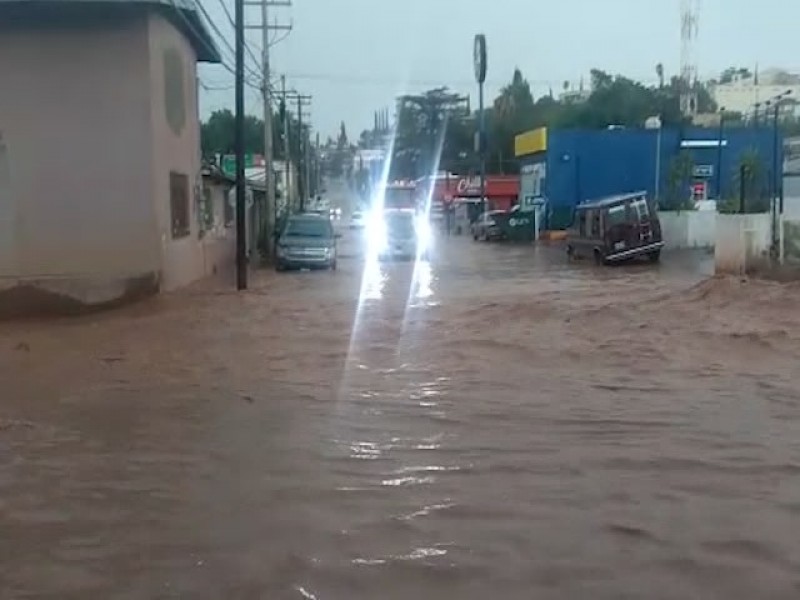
[1,237,799,599]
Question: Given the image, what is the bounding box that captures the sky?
[196,0,800,140]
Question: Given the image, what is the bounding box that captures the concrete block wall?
[715,213,772,275]
[659,211,716,250]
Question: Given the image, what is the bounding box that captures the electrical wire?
[213,0,264,77]
[269,26,293,48]
[166,0,262,90]
[191,0,263,85]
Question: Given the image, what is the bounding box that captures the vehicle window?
[285,218,331,238]
[578,211,588,236]
[591,211,601,237]
[606,205,627,227]
[631,199,649,220]
[385,213,415,236]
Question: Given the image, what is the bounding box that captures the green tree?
[665,151,695,211]
[200,109,264,156]
[392,87,470,179]
[718,67,753,84]
[488,68,537,173]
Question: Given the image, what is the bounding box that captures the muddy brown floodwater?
[1,233,800,599]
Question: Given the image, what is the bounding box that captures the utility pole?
[293,94,312,210]
[280,75,292,212]
[244,0,292,260]
[315,131,321,196]
[234,0,247,289]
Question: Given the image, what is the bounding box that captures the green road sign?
[221,154,259,175]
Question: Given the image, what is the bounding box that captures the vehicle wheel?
[473,233,478,241]
[566,245,574,260]
[648,250,661,263]
[593,249,604,266]
[275,261,285,272]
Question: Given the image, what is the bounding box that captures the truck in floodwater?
[380,181,418,212]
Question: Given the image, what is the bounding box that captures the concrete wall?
[715,213,772,275]
[147,12,204,292]
[199,182,234,278]
[0,14,158,281]
[659,210,716,249]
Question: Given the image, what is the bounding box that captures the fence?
[715,213,773,275]
[659,210,716,249]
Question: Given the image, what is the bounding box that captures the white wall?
[147,13,204,292]
[0,15,158,280]
[659,210,716,249]
[715,213,772,275]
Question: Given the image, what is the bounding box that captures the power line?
[191,0,263,85]
[213,0,263,77]
[166,0,262,90]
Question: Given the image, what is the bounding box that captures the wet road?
[2,229,800,599]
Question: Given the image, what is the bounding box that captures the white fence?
[714,213,772,275]
[659,210,716,249]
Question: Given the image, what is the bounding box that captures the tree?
[665,151,695,210]
[392,87,470,179]
[337,121,349,149]
[201,109,264,156]
[488,69,537,173]
[656,63,665,89]
[200,109,298,160]
[719,67,752,84]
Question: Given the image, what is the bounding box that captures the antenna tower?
[680,0,700,116]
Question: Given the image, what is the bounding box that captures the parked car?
[566,191,664,264]
[349,210,366,229]
[276,214,339,271]
[471,210,507,241]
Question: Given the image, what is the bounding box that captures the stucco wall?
[0,14,158,280]
[147,12,204,292]
[715,213,772,275]
[200,182,234,277]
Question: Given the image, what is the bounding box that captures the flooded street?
[2,232,800,599]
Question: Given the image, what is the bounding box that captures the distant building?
[712,68,800,116]
[0,0,223,316]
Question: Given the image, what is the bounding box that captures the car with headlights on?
[370,208,430,261]
[276,214,339,271]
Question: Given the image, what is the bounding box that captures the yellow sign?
[514,127,548,157]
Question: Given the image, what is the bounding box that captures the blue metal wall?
[529,127,780,229]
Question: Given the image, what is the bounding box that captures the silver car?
[276,214,339,271]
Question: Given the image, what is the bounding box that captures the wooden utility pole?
[244,0,291,260]
[234,0,247,289]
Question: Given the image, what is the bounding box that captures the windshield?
[384,213,415,236]
[284,218,331,238]
[384,187,415,209]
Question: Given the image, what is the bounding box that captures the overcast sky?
[197,0,798,139]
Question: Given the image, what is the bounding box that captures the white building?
[712,68,800,116]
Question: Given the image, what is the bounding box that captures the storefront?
[515,126,780,231]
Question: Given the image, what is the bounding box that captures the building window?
[170,171,190,238]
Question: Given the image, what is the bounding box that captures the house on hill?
[0,0,227,317]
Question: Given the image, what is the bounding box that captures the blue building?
[515,126,781,230]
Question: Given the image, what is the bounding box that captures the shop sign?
[693,164,714,178]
